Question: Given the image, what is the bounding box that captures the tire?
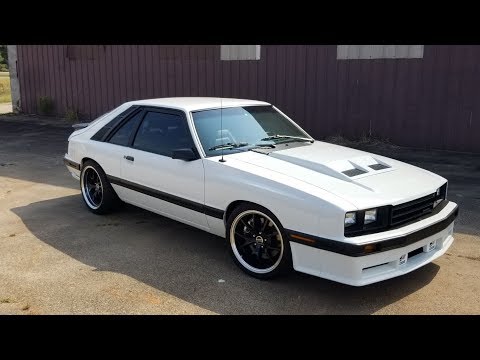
[80,160,120,214]
[226,203,292,279]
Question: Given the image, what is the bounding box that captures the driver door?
[119,107,208,230]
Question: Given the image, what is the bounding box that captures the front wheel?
[227,203,292,279]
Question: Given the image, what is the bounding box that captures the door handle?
[124,155,134,161]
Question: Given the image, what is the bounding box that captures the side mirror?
[172,148,199,161]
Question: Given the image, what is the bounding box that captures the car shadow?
[11,194,441,315]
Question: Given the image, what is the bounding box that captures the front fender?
[204,157,351,240]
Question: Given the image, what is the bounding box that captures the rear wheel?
[227,203,292,279]
[80,160,119,214]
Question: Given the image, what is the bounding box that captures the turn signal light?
[363,244,377,253]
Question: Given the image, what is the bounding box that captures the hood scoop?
[342,168,368,177]
[269,149,394,182]
[324,155,393,180]
[369,163,391,171]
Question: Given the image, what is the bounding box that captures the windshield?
[191,105,311,157]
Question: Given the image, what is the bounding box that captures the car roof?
[124,97,271,112]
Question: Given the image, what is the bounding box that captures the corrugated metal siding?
[15,45,480,153]
[337,45,424,59]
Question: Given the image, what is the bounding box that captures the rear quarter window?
[108,111,144,146]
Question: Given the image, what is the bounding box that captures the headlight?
[434,182,448,208]
[344,206,388,236]
[345,212,357,227]
[434,187,442,208]
[364,209,377,224]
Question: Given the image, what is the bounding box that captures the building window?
[220,45,261,60]
[337,45,424,59]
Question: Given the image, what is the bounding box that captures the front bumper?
[289,201,458,286]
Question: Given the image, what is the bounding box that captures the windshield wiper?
[260,135,314,143]
[208,142,249,151]
[251,144,276,149]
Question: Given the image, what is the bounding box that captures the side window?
[133,111,193,157]
[108,111,144,146]
[91,105,139,141]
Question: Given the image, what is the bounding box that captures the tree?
[0,45,8,72]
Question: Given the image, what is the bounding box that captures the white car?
[64,97,459,286]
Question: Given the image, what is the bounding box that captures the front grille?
[345,182,448,237]
[391,193,436,226]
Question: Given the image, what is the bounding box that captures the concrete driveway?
[1,115,479,314]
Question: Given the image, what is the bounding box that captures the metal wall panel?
[337,45,424,59]
[15,45,480,153]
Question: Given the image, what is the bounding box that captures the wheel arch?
[81,157,96,168]
[224,200,282,226]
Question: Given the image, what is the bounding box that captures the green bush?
[0,45,8,71]
[65,107,80,122]
[37,96,54,115]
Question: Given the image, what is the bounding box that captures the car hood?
[226,141,447,209]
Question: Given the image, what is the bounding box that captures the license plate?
[399,254,408,266]
[424,240,437,253]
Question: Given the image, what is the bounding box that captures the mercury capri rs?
[64,97,458,286]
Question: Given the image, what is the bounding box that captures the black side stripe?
[64,157,81,171]
[107,175,224,219]
[286,203,458,257]
[204,205,225,219]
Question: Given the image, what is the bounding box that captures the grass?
[0,73,11,103]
